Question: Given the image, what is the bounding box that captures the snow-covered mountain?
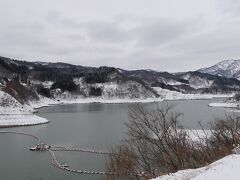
[1,55,240,109]
[198,59,240,80]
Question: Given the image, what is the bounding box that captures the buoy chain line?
[50,146,113,155]
[0,131,41,144]
[0,131,151,177]
[49,150,149,177]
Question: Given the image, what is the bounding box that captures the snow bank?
[0,91,49,127]
[154,87,232,101]
[0,114,49,127]
[185,129,211,142]
[152,154,240,180]
[209,102,239,108]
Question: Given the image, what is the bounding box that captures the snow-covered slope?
[0,90,49,127]
[0,90,30,114]
[152,154,240,180]
[199,60,240,80]
[96,81,158,99]
[178,72,214,89]
[73,77,159,99]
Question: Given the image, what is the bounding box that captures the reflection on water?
[0,99,236,180]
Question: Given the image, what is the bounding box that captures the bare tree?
[107,103,192,179]
[106,103,240,180]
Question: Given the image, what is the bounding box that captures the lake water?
[0,99,237,180]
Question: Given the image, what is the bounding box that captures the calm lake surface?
[0,99,237,180]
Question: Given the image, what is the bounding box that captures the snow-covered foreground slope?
[152,154,240,180]
[0,91,49,127]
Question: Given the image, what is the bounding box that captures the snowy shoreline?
[34,93,233,107]
[0,92,234,128]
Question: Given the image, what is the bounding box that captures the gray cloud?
[56,16,196,47]
[57,18,132,43]
[216,0,240,17]
[0,23,49,49]
[84,21,131,43]
[0,0,240,71]
[132,18,199,48]
[65,34,86,41]
[46,11,63,24]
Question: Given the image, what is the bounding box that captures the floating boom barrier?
[0,131,151,177]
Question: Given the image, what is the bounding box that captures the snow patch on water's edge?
[209,102,239,108]
[0,114,49,128]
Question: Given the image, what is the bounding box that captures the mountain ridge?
[0,56,240,106]
[198,59,240,80]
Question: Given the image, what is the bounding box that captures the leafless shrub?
[106,103,240,179]
[106,145,143,180]
[200,114,240,161]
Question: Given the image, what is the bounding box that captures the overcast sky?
[0,0,239,71]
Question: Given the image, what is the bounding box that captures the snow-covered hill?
[178,72,214,89]
[199,59,240,80]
